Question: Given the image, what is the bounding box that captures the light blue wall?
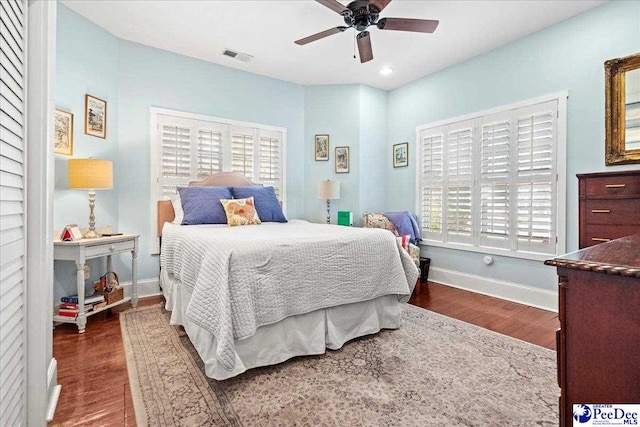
[304,85,389,225]
[117,40,305,280]
[386,0,640,291]
[53,5,120,301]
[304,85,361,224]
[359,86,388,215]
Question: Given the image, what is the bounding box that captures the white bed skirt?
[161,270,403,380]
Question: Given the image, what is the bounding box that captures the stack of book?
[58,293,106,318]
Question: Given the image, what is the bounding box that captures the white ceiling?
[62,0,607,91]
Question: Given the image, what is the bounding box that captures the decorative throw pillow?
[363,212,399,236]
[230,186,287,222]
[178,186,232,225]
[220,197,262,226]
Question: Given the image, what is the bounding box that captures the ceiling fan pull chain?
[353,31,356,60]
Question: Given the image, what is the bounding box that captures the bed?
[157,173,419,380]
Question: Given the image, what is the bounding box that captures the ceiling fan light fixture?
[379,66,393,76]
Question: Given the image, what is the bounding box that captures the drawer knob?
[591,209,611,213]
[110,245,116,251]
[605,184,626,188]
[591,237,611,242]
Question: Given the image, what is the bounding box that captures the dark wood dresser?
[545,235,640,427]
[578,170,640,248]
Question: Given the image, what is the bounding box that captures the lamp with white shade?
[68,159,113,239]
[317,180,340,224]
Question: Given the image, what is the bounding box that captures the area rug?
[121,304,558,426]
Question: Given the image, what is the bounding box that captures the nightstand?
[53,234,139,333]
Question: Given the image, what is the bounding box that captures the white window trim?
[149,107,287,254]
[415,91,568,260]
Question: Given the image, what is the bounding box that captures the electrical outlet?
[83,264,90,278]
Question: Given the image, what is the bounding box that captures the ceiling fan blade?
[368,0,392,13]
[356,31,373,63]
[315,0,351,16]
[377,18,439,33]
[295,26,348,45]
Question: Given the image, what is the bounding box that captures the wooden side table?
[53,234,139,333]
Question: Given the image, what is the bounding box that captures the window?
[416,94,567,259]
[150,109,286,251]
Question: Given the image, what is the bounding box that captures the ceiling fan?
[295,0,439,63]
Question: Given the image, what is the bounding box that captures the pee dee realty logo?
[573,404,640,426]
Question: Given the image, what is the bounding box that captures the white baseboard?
[46,358,60,422]
[121,277,162,299]
[428,267,558,312]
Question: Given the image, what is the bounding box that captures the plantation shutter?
[230,126,254,180]
[479,114,511,249]
[445,121,474,244]
[196,125,223,180]
[417,95,563,258]
[258,129,282,197]
[419,128,444,239]
[0,0,27,425]
[158,116,191,199]
[515,100,557,254]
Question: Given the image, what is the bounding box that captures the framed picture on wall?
[335,146,350,173]
[54,109,73,156]
[84,94,107,138]
[393,142,409,168]
[315,134,329,161]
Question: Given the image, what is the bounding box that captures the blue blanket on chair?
[383,211,422,245]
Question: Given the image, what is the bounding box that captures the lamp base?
[82,229,100,239]
[326,199,331,224]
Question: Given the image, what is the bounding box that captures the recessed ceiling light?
[379,67,393,76]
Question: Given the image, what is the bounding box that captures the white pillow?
[171,194,184,225]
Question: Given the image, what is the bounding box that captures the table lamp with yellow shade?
[68,159,113,239]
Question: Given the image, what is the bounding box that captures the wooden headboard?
[157,172,257,236]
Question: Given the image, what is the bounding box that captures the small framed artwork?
[393,142,409,168]
[54,109,73,156]
[335,146,350,173]
[315,134,329,161]
[84,94,107,138]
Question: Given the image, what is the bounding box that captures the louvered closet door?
[419,127,444,240]
[0,0,27,425]
[515,100,557,254]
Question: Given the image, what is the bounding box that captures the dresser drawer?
[581,224,640,247]
[584,199,640,225]
[84,240,135,258]
[584,175,640,198]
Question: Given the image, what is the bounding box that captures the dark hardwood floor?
[409,282,559,349]
[51,282,559,425]
[51,296,163,427]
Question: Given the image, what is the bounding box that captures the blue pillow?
[178,186,232,225]
[231,186,287,222]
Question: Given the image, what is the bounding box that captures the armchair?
[363,212,420,266]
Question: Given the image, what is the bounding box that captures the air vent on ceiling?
[222,48,253,63]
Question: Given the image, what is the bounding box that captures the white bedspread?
[160,220,419,370]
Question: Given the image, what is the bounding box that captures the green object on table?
[337,211,353,226]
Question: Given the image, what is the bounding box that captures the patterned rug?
[121,304,558,426]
